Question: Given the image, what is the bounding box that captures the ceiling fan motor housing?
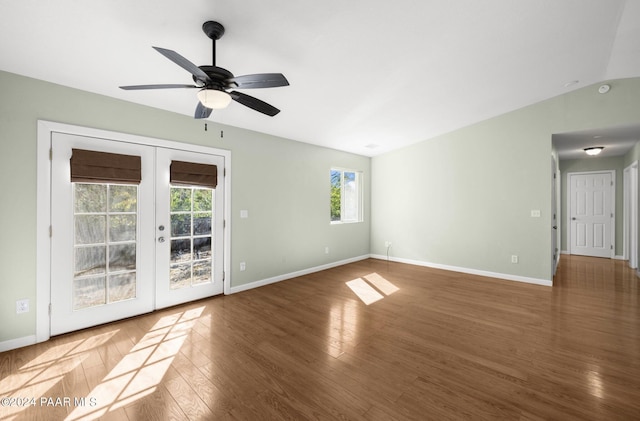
[194,66,234,90]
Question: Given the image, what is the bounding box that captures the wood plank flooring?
[1,256,639,420]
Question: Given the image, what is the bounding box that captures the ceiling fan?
[120,20,289,119]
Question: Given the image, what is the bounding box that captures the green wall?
[624,139,640,168]
[0,70,370,343]
[371,78,640,282]
[559,156,627,254]
[3,68,640,347]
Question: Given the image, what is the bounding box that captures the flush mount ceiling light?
[197,89,232,109]
[584,147,604,156]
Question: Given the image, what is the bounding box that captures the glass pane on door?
[73,183,138,309]
[169,187,213,289]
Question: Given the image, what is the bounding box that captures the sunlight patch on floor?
[364,273,399,295]
[346,273,399,305]
[0,330,118,420]
[346,279,384,305]
[65,306,204,420]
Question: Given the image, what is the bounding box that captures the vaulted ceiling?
[1,1,639,156]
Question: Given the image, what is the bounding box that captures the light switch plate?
[240,210,249,218]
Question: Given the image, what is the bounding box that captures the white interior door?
[569,172,614,258]
[51,134,225,335]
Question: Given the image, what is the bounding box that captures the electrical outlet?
[16,299,29,314]
[385,241,392,248]
[240,262,246,271]
[325,247,329,254]
[531,210,541,217]
[511,255,519,264]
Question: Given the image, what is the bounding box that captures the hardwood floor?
[1,256,639,420]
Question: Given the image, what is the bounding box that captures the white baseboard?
[0,335,36,353]
[369,254,552,287]
[227,255,371,294]
[561,251,625,260]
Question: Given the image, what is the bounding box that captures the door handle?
[571,217,576,220]
[553,226,557,229]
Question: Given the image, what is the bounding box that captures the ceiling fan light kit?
[197,89,232,109]
[120,20,289,119]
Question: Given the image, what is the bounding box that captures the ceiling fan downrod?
[202,21,225,67]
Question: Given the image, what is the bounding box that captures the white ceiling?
[1,0,639,157]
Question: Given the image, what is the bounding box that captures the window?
[73,183,138,309]
[331,168,362,223]
[169,187,213,289]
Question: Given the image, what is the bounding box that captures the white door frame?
[551,156,559,279]
[566,170,615,259]
[623,161,638,268]
[36,120,231,343]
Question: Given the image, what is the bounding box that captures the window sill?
[330,220,363,225]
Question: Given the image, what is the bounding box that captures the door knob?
[553,226,557,229]
[158,225,165,231]
[158,237,165,243]
[571,217,576,220]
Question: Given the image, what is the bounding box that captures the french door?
[50,133,225,335]
[155,147,224,309]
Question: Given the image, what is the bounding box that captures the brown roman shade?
[70,149,142,184]
[170,160,218,189]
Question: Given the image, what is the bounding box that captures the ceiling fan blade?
[195,102,213,119]
[119,84,198,90]
[152,46,211,84]
[229,91,280,116]
[226,73,289,89]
